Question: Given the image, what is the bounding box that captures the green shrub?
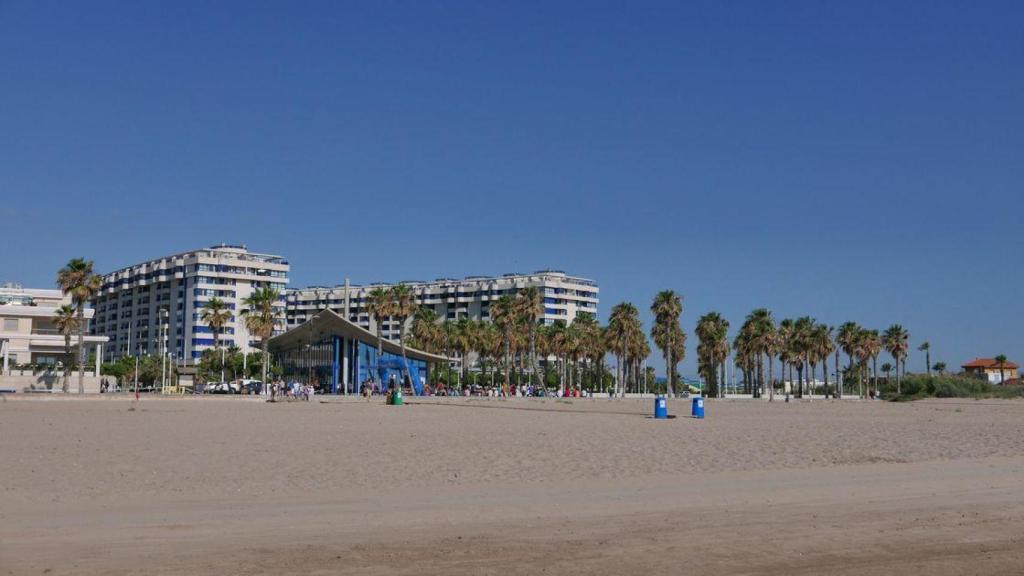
[881,373,1024,400]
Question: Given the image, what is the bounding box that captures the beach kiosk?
[268,309,450,396]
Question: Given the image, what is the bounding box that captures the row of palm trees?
[53,258,928,401]
[696,309,914,399]
[407,288,548,391]
[404,288,686,396]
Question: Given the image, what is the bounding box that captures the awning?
[267,309,450,363]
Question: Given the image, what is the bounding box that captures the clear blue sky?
[2,1,1022,376]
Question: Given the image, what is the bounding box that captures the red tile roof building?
[961,358,1020,384]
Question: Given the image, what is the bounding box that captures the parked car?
[206,381,239,394]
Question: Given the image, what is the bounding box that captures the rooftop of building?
[962,358,1020,370]
[286,271,597,294]
[0,283,65,306]
[103,244,289,276]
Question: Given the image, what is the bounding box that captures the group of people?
[282,380,315,401]
[425,383,592,398]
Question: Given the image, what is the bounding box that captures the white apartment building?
[284,270,599,339]
[1,283,109,374]
[89,245,289,364]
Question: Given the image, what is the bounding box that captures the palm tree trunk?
[821,360,828,398]
[503,334,510,395]
[754,355,760,398]
[215,330,223,385]
[806,359,813,399]
[787,363,793,398]
[768,355,774,402]
[897,357,902,394]
[399,323,411,393]
[530,323,541,392]
[616,355,623,397]
[76,306,86,394]
[809,363,817,398]
[859,362,864,398]
[664,350,672,397]
[63,335,72,393]
[263,339,272,401]
[376,327,383,368]
[835,350,841,398]
[872,356,878,396]
[796,365,803,398]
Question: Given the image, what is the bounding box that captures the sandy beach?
[2,395,1024,575]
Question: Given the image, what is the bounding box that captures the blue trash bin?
[692,396,705,419]
[654,396,668,419]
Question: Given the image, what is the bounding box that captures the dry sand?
[2,395,1024,575]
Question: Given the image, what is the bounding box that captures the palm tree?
[572,313,604,393]
[476,320,501,388]
[565,320,583,391]
[410,307,444,356]
[516,287,545,390]
[918,341,931,378]
[241,286,281,400]
[650,291,685,396]
[832,328,843,398]
[490,295,518,393]
[836,322,861,393]
[454,317,478,386]
[365,287,392,369]
[811,324,834,397]
[438,319,454,388]
[933,361,946,375]
[607,303,642,397]
[735,310,771,398]
[994,354,1008,384]
[546,320,568,392]
[389,284,419,388]
[696,312,730,398]
[863,330,882,396]
[881,324,910,394]
[732,328,754,396]
[851,331,867,397]
[765,323,780,401]
[791,317,815,398]
[410,308,440,352]
[200,297,232,383]
[881,362,893,383]
[629,327,651,395]
[748,309,775,399]
[52,304,79,393]
[57,258,103,394]
[777,319,795,399]
[606,306,627,396]
[536,323,555,388]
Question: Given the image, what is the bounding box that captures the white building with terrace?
[0,282,109,393]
